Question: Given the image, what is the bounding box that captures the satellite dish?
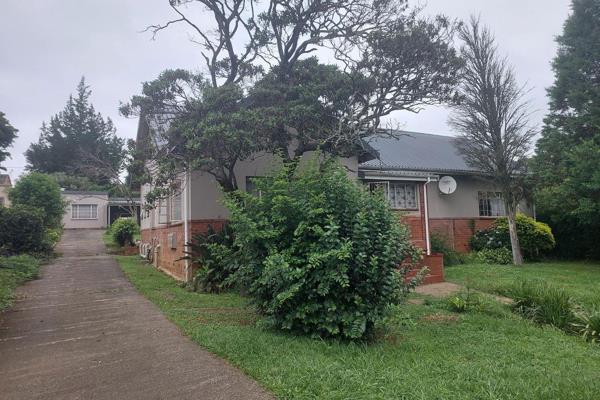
[438,176,457,195]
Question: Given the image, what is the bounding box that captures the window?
[0,197,4,207]
[170,191,182,221]
[158,200,168,224]
[72,204,98,219]
[368,182,418,210]
[478,191,506,217]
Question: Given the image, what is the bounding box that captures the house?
[61,191,141,229]
[138,126,533,283]
[0,174,11,207]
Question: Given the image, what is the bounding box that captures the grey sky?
[0,0,571,182]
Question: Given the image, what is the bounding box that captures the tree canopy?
[9,172,66,230]
[0,111,18,170]
[123,0,462,200]
[532,0,600,258]
[26,78,125,187]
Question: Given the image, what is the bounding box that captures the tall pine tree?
[532,0,600,258]
[26,78,125,186]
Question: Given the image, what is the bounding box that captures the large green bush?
[225,158,420,340]
[9,172,66,229]
[470,214,555,260]
[0,206,51,255]
[110,218,139,247]
[189,224,238,293]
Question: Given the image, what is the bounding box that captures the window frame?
[158,200,168,224]
[368,181,419,211]
[71,204,98,220]
[478,191,506,217]
[170,190,183,222]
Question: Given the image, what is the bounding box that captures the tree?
[450,17,536,265]
[0,112,18,170]
[26,77,125,186]
[123,0,461,200]
[9,172,66,230]
[531,0,600,258]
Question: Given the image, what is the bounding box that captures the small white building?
[62,191,109,229]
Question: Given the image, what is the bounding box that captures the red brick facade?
[429,218,495,252]
[141,219,227,280]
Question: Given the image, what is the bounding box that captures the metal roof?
[359,131,480,174]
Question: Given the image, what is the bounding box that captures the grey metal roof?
[359,131,480,174]
[61,190,109,196]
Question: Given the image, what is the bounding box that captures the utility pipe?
[423,177,432,256]
[183,170,190,281]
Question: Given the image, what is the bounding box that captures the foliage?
[110,218,139,247]
[450,17,535,265]
[470,214,555,261]
[123,1,462,203]
[25,77,125,187]
[572,306,600,344]
[430,233,465,266]
[475,248,514,265]
[0,255,41,312]
[0,206,50,255]
[531,0,600,259]
[509,280,575,331]
[0,111,18,170]
[446,290,486,313]
[8,172,66,229]
[224,158,420,340]
[189,224,238,293]
[118,254,600,399]
[49,172,107,192]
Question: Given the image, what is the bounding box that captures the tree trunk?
[506,203,524,265]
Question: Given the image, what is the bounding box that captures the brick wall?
[429,218,495,252]
[405,253,444,285]
[140,219,228,281]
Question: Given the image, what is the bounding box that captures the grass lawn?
[117,255,600,400]
[446,261,600,306]
[0,255,41,312]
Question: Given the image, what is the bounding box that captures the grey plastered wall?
[427,175,534,219]
[189,152,359,220]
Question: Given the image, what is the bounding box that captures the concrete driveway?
[0,229,273,400]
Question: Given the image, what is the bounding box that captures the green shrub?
[572,306,600,343]
[0,206,52,255]
[0,255,42,311]
[470,214,555,261]
[446,290,486,313]
[110,218,139,247]
[8,172,66,229]
[509,280,574,330]
[225,158,420,340]
[475,248,513,265]
[189,224,238,293]
[430,233,465,266]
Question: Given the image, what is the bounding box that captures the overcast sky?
[0,0,571,181]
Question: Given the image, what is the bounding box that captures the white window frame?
[368,181,419,210]
[158,200,168,224]
[478,191,506,217]
[71,204,98,220]
[170,191,183,222]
